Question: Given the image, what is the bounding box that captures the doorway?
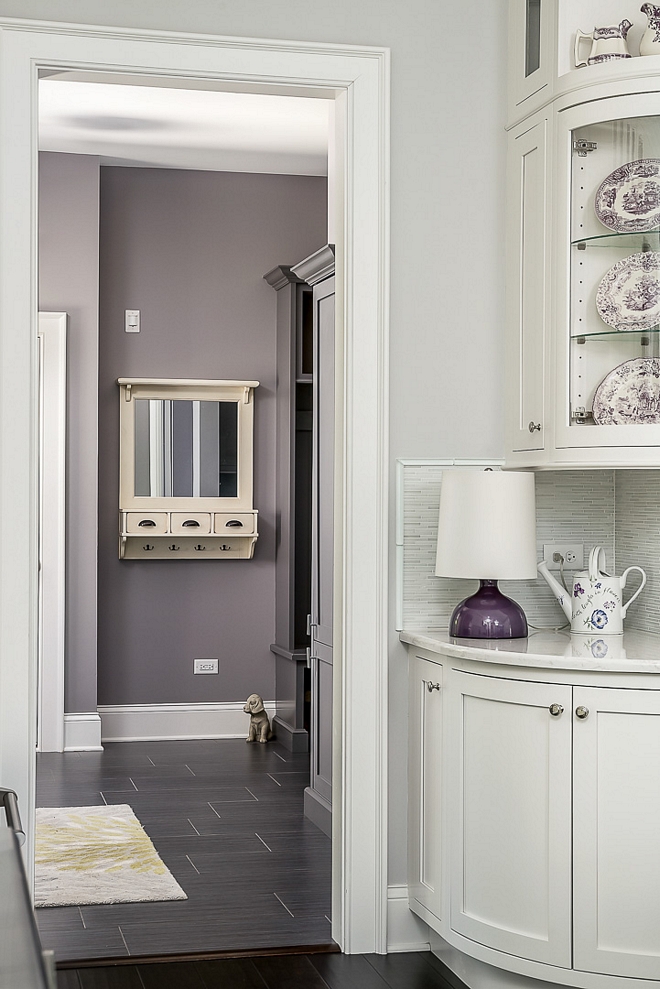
[0,19,389,956]
[36,76,332,961]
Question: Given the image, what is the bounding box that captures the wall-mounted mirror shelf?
[118,378,259,559]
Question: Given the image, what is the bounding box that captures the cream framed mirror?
[118,378,259,559]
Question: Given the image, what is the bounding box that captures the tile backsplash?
[399,463,660,634]
[615,471,660,634]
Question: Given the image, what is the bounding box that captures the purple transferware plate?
[596,252,660,331]
[595,159,660,233]
[592,357,660,424]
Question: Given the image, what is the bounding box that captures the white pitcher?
[575,21,633,66]
[537,546,646,634]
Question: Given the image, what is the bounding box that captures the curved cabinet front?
[404,631,660,989]
[449,670,572,968]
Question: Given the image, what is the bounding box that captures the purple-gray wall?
[39,152,100,714]
[97,166,326,706]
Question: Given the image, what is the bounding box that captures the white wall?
[2,0,508,885]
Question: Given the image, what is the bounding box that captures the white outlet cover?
[542,543,584,571]
[193,658,218,674]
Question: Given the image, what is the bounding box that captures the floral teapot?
[537,546,646,634]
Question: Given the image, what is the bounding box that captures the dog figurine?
[243,693,273,743]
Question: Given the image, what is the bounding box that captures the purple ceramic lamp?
[435,470,537,639]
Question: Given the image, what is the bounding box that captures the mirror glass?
[134,399,238,498]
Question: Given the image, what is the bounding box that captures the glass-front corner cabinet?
[117,378,259,559]
[555,93,660,456]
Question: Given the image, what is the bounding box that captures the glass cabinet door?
[557,95,660,451]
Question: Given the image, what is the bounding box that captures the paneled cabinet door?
[449,671,572,967]
[508,0,554,125]
[408,656,443,924]
[505,114,549,457]
[573,687,660,980]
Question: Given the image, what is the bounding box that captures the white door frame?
[37,312,66,753]
[0,20,390,953]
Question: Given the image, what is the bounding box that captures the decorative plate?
[596,252,660,331]
[594,159,660,233]
[592,357,660,424]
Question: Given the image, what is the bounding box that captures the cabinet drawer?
[214,512,257,535]
[170,513,211,535]
[125,512,168,534]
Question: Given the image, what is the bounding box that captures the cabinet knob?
[528,421,542,433]
[575,705,590,720]
[426,681,441,692]
[549,703,564,717]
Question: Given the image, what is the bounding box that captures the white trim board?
[386,885,431,953]
[63,712,102,751]
[98,701,277,743]
[37,312,67,752]
[0,19,389,953]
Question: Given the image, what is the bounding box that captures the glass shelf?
[571,230,660,250]
[570,327,660,341]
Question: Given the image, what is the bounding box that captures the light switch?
[125,310,140,333]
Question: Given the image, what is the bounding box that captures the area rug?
[35,804,188,907]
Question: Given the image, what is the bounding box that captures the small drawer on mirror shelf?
[170,513,212,535]
[124,512,169,534]
[214,513,257,535]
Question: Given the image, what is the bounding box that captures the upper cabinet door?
[506,113,550,459]
[508,0,555,126]
[573,686,660,980]
[449,670,572,967]
[554,93,660,456]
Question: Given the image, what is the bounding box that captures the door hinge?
[571,406,594,423]
[573,140,597,157]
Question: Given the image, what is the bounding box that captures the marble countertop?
[400,627,660,673]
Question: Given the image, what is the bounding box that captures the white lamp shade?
[435,470,537,580]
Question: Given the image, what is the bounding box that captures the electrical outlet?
[543,543,584,571]
[193,658,218,674]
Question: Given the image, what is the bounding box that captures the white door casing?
[0,20,389,953]
[37,312,66,753]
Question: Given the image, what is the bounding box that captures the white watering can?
[537,546,646,635]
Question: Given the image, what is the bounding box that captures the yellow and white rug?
[35,804,188,907]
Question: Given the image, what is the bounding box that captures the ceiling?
[38,77,330,175]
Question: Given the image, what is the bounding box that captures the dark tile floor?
[58,950,466,989]
[36,739,332,962]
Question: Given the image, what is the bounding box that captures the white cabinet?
[407,655,443,924]
[449,671,572,967]
[405,635,660,988]
[506,112,550,455]
[506,4,660,467]
[573,686,660,980]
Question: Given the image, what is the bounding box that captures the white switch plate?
[543,543,584,570]
[193,658,218,674]
[125,309,140,333]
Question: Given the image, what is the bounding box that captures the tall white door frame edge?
[0,20,390,954]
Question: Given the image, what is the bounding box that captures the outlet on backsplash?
[543,543,583,570]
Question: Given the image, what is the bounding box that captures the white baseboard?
[97,701,277,743]
[64,712,103,751]
[387,885,431,952]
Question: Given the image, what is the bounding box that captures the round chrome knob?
[528,421,542,433]
[426,682,441,693]
[575,706,590,720]
[549,703,564,717]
